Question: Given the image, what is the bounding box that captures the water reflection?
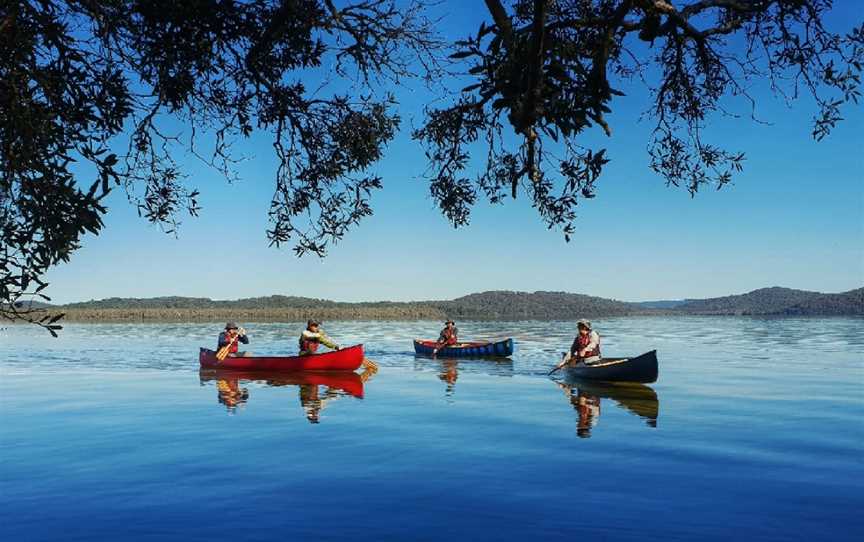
[199,367,376,422]
[557,380,660,438]
[415,357,514,399]
[215,378,250,412]
[438,360,459,397]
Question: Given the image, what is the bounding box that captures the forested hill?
[673,287,864,316]
[780,288,864,316]
[61,295,342,310]
[39,287,864,321]
[434,291,635,319]
[52,291,638,321]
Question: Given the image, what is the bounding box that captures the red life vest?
[440,327,458,346]
[219,332,239,354]
[299,332,320,354]
[576,332,601,359]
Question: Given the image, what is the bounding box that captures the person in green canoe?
[298,319,341,356]
[549,320,603,375]
[570,319,601,364]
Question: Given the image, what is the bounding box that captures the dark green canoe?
[566,350,658,383]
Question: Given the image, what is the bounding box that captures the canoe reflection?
[415,357,514,398]
[557,381,659,438]
[199,368,375,422]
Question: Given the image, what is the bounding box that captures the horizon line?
[33,284,864,307]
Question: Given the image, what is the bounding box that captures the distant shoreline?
[12,286,862,321]
[6,310,861,326]
[0,312,864,329]
[52,307,456,322]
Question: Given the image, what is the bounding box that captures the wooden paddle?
[317,333,376,371]
[362,357,379,371]
[215,334,239,362]
[548,352,574,375]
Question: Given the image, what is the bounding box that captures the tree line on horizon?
[36,287,864,321]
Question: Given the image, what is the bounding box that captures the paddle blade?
[215,346,230,361]
[548,353,570,375]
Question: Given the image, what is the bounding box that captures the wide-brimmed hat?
[225,322,238,330]
[445,320,455,325]
[577,319,592,330]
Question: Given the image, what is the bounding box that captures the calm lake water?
[1,318,862,541]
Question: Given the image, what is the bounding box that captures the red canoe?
[199,344,365,372]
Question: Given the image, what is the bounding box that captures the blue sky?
[45,2,863,304]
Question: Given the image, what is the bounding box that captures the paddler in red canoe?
[433,320,458,355]
[217,322,251,357]
[299,319,341,356]
[570,319,601,364]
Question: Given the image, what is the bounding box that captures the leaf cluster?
[414,0,862,234]
[1,0,442,329]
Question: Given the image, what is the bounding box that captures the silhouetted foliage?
[414,0,863,239]
[2,1,862,331]
[1,0,440,329]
